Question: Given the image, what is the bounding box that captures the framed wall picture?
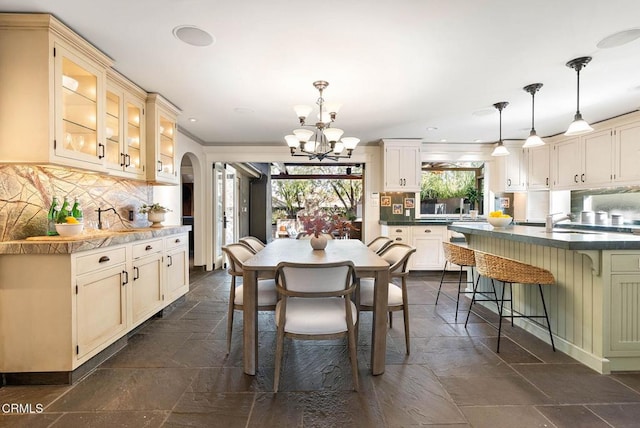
[404,197,415,209]
[381,196,391,207]
[392,204,402,214]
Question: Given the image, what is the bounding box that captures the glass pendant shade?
[565,113,594,136]
[491,143,509,156]
[293,128,314,142]
[285,134,299,148]
[293,105,312,119]
[523,131,544,148]
[341,137,360,150]
[323,127,344,143]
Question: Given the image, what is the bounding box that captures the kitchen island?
[449,223,640,374]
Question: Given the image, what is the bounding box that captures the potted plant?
[139,203,171,228]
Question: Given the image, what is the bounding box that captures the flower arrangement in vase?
[139,203,172,228]
[298,209,359,249]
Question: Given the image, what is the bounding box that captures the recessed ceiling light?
[426,127,438,131]
[474,139,483,143]
[188,117,197,122]
[173,25,214,47]
[234,107,255,114]
[597,28,640,49]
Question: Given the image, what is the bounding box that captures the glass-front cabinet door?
[124,98,144,176]
[105,72,146,179]
[146,93,181,184]
[54,44,105,166]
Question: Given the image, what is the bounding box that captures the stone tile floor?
[2,268,640,427]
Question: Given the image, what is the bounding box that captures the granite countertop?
[448,223,640,250]
[380,217,488,226]
[0,225,191,255]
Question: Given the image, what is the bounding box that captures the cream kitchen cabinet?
[552,129,614,189]
[504,147,527,191]
[146,93,181,184]
[0,13,111,171]
[526,144,550,190]
[0,230,189,378]
[381,225,410,244]
[614,121,640,184]
[105,70,146,179]
[381,139,422,192]
[411,225,446,270]
[164,234,190,302]
[131,239,164,327]
[74,247,128,360]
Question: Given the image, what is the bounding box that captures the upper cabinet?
[381,139,422,192]
[105,70,146,179]
[614,121,640,184]
[0,14,111,170]
[503,146,526,191]
[527,144,550,190]
[145,94,181,184]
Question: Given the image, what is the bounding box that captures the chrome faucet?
[96,207,117,229]
[545,212,572,232]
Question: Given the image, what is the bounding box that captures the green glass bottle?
[47,196,59,236]
[56,196,71,223]
[71,198,83,223]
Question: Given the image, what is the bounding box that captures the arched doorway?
[180,152,204,267]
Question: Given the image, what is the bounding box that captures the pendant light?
[522,83,545,148]
[491,102,509,156]
[565,56,593,136]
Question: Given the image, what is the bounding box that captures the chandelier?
[284,80,360,161]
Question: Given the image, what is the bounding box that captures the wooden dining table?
[242,238,390,375]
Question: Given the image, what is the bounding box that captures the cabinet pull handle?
[175,238,181,243]
[546,177,549,186]
[98,256,110,263]
[133,266,139,280]
[395,237,403,241]
[120,153,126,167]
[98,143,105,159]
[507,178,512,186]
[157,160,162,172]
[581,173,585,182]
[424,229,431,233]
[395,229,402,233]
[399,178,402,186]
[145,245,153,251]
[125,154,131,167]
[574,174,579,183]
[122,270,128,286]
[167,255,173,267]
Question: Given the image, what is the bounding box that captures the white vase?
[310,234,328,250]
[147,211,166,228]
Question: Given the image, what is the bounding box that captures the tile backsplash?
[379,192,416,221]
[0,165,152,241]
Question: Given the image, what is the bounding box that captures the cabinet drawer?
[611,254,640,272]
[164,234,188,251]
[133,239,163,259]
[389,227,409,242]
[412,226,445,237]
[76,247,126,276]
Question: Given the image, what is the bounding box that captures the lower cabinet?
[0,232,189,374]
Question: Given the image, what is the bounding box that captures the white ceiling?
[4,0,640,148]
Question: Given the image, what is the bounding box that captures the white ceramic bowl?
[55,223,84,237]
[487,216,512,228]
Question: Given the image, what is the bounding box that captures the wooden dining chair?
[222,243,277,354]
[366,236,393,254]
[358,242,416,354]
[239,236,266,252]
[273,260,359,392]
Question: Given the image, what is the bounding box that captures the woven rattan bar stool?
[470,250,556,353]
[436,242,486,321]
